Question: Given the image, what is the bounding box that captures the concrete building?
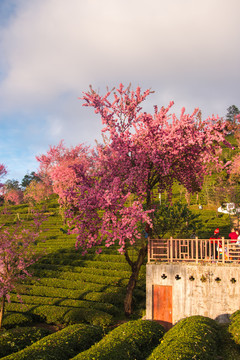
[146,238,240,329]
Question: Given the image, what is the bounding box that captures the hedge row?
[9,294,120,315]
[71,320,165,360]
[2,324,103,360]
[40,253,129,263]
[37,258,119,266]
[30,270,130,285]
[33,261,133,273]
[0,326,51,358]
[83,291,126,306]
[36,265,144,279]
[31,276,131,291]
[5,305,114,327]
[2,313,33,329]
[14,285,89,299]
[10,285,126,306]
[25,276,104,291]
[147,316,220,360]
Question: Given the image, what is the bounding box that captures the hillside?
[0,198,239,359]
[0,199,145,329]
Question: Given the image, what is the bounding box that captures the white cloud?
[0,0,240,179]
[1,0,240,109]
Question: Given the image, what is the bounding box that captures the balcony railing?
[148,237,240,264]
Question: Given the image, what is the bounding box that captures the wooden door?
[153,285,172,330]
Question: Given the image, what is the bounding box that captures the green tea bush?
[2,313,33,329]
[147,316,220,360]
[229,310,240,345]
[2,324,103,360]
[9,294,120,315]
[31,269,129,285]
[84,291,126,307]
[6,305,114,327]
[0,326,51,358]
[13,284,86,298]
[32,266,131,279]
[35,260,130,271]
[29,305,68,323]
[64,308,113,328]
[72,320,165,360]
[13,277,88,290]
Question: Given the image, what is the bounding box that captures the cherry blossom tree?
[24,179,53,207]
[38,84,230,315]
[36,141,90,207]
[4,188,24,205]
[0,211,47,328]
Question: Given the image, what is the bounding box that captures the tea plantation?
[1,316,240,359]
[0,199,239,359]
[0,199,146,329]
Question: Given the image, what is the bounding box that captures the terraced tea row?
[2,201,146,327]
[2,316,239,360]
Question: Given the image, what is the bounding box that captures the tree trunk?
[124,243,148,316]
[0,296,6,329]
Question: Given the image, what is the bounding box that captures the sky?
[0,0,240,182]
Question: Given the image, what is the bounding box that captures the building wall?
[146,263,240,325]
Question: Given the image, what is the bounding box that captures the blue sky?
[0,0,240,182]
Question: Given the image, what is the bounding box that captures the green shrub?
[2,324,103,360]
[147,315,220,360]
[5,305,68,324]
[72,320,165,360]
[0,326,51,358]
[34,260,131,272]
[84,291,126,307]
[6,305,114,327]
[30,305,68,323]
[9,294,120,315]
[2,313,33,329]
[64,308,113,328]
[229,311,240,345]
[13,284,86,298]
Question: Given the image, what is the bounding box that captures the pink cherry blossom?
[4,188,24,205]
[37,84,231,315]
[0,210,47,327]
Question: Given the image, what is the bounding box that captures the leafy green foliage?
[3,179,21,191]
[153,202,201,238]
[63,308,113,328]
[226,105,240,124]
[2,313,33,329]
[1,324,103,360]
[21,172,40,189]
[147,316,220,360]
[5,304,113,328]
[0,326,51,358]
[72,320,165,360]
